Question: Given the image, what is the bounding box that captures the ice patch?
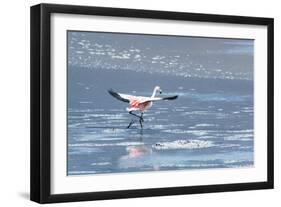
[69,142,144,147]
[220,143,241,148]
[150,125,166,130]
[224,160,239,164]
[194,124,215,127]
[91,162,111,166]
[163,129,209,136]
[102,128,126,134]
[187,163,222,168]
[189,123,218,129]
[158,107,169,110]
[152,140,215,150]
[68,170,97,175]
[86,113,125,119]
[224,129,253,133]
[97,138,125,141]
[224,133,253,141]
[68,123,83,128]
[241,110,253,113]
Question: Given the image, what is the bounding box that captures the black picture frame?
[30,3,274,204]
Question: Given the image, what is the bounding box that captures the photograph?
[30,3,274,203]
[67,31,254,176]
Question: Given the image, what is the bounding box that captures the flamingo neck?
[151,87,158,98]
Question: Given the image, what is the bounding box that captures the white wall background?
[0,0,279,206]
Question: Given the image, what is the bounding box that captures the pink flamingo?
[108,86,178,128]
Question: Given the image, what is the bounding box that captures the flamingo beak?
[159,90,162,94]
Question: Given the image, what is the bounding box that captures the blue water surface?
[67,68,254,175]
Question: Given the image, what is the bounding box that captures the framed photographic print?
[30,3,274,203]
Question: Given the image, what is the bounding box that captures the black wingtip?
[107,88,130,103]
[163,95,178,100]
[108,88,115,95]
[170,95,178,100]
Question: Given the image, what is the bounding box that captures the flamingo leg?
[128,111,144,129]
[129,111,143,120]
[139,113,144,129]
[127,119,135,128]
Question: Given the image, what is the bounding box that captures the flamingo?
[108,86,178,129]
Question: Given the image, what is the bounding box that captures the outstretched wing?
[140,95,178,103]
[108,89,130,103]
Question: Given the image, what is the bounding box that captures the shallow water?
[67,68,254,175]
